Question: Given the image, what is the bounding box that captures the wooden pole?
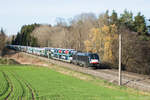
[48,51,50,63]
[48,51,49,59]
[119,33,122,86]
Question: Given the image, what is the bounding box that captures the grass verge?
[0,64,150,100]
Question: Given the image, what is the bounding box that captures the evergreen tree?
[15,32,21,45]
[31,37,38,47]
[120,10,134,30]
[11,35,15,45]
[110,10,119,26]
[134,12,147,35]
[0,28,5,36]
[13,23,40,46]
[0,28,6,55]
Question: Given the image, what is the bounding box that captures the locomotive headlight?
[90,59,99,64]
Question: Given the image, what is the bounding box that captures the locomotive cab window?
[90,54,99,59]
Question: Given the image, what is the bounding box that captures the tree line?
[12,10,150,75]
[0,28,6,56]
[12,23,40,46]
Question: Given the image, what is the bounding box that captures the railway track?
[14,52,150,92]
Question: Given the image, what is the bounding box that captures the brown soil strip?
[11,71,36,100]
[24,82,36,100]
[10,72,25,100]
[2,72,13,100]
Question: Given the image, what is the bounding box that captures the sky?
[0,0,150,36]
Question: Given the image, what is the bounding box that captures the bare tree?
[32,25,52,47]
[69,13,97,51]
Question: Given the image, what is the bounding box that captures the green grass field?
[0,65,150,100]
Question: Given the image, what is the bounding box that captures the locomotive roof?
[76,52,97,56]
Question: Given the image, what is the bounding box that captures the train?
[8,45,100,67]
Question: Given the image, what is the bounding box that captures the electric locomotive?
[72,52,100,67]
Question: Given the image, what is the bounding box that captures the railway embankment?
[4,50,150,92]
